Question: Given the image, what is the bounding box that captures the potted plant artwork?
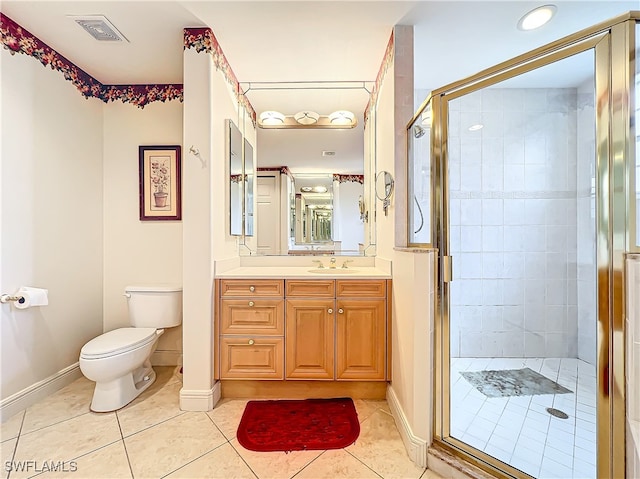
[151,158,170,207]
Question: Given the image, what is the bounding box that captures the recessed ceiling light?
[518,5,557,31]
[259,111,285,125]
[468,124,484,131]
[294,111,320,125]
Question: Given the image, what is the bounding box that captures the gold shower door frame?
[429,13,637,479]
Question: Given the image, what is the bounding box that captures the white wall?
[181,45,256,410]
[374,26,432,464]
[0,50,104,411]
[103,101,184,364]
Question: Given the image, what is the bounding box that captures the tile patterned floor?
[451,357,597,479]
[0,367,438,479]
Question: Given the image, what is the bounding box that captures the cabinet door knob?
[248,339,255,345]
[249,286,255,292]
[338,308,344,314]
[248,301,255,307]
[327,308,333,314]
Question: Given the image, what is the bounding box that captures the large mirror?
[244,138,254,237]
[227,119,254,237]
[228,119,243,236]
[237,82,377,255]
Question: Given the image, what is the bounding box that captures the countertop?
[215,266,391,279]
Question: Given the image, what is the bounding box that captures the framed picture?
[139,145,182,221]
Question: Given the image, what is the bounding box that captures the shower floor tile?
[450,357,596,479]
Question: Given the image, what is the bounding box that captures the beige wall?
[181,46,256,410]
[373,26,433,463]
[0,50,104,410]
[102,101,184,363]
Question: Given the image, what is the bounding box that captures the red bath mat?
[236,397,360,452]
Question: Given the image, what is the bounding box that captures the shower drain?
[546,407,569,419]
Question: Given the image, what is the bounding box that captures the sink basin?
[308,269,360,274]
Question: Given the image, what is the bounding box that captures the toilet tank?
[125,285,182,328]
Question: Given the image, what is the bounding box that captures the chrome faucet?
[312,259,324,269]
[341,260,354,269]
[329,257,337,269]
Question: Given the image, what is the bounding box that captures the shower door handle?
[442,256,453,283]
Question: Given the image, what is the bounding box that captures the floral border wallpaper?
[364,30,394,124]
[183,27,257,125]
[257,166,293,179]
[333,174,364,184]
[1,13,183,108]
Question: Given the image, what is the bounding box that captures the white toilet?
[79,284,182,412]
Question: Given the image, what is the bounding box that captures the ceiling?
[2,0,638,173]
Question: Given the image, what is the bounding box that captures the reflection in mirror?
[228,120,243,236]
[244,138,254,236]
[375,171,394,216]
[292,174,333,245]
[239,82,376,256]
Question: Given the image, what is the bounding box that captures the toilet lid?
[81,327,158,359]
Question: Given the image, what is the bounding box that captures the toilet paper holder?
[0,294,25,305]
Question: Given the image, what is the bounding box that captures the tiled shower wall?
[449,87,593,358]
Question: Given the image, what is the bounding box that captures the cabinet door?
[336,299,386,380]
[286,299,335,379]
[220,337,284,379]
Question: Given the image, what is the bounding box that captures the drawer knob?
[249,286,255,292]
[248,301,255,307]
[338,308,344,314]
[248,339,255,345]
[327,308,333,314]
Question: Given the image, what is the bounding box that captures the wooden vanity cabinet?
[285,278,388,381]
[217,279,285,380]
[216,277,390,383]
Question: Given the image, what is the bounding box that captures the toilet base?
[89,365,156,412]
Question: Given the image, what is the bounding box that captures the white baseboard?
[151,350,182,366]
[180,381,221,411]
[387,385,428,468]
[1,363,82,422]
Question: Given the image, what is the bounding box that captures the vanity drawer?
[285,280,335,298]
[220,279,284,297]
[336,280,386,298]
[220,299,284,335]
[220,337,284,379]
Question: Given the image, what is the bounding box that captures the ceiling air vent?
[322,151,336,157]
[69,15,128,42]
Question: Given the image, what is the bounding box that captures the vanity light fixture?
[300,186,328,193]
[329,110,355,125]
[517,5,557,31]
[294,111,320,125]
[258,111,357,129]
[259,111,286,125]
[468,124,484,131]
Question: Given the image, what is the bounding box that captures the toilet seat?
[81,327,158,360]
